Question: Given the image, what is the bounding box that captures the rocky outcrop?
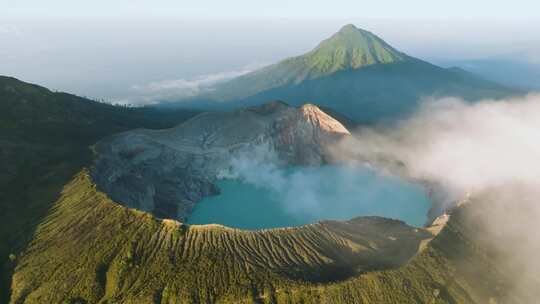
[299,104,351,135]
[91,101,350,221]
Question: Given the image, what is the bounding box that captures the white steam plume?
[332,94,540,302]
[334,95,540,198]
[218,144,430,226]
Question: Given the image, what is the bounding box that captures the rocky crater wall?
[91,101,350,221]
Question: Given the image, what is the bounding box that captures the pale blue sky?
[3,0,540,20]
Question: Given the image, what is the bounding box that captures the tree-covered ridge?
[0,76,199,144]
[0,76,200,303]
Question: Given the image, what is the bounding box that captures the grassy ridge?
[10,171,432,303]
[9,171,524,303]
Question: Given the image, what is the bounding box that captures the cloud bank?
[334,95,540,197]
[331,94,540,302]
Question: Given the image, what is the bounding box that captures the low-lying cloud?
[334,95,540,198]
[117,63,264,106]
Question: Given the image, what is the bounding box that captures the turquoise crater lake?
[187,165,431,230]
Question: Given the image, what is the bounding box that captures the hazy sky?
[1,1,539,104]
[4,0,540,19]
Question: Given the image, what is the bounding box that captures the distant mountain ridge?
[168,24,519,124]
[206,24,407,101]
[306,24,406,72]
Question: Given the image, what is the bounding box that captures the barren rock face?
[299,104,351,136]
[91,101,350,221]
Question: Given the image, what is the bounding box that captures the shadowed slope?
[231,59,514,124]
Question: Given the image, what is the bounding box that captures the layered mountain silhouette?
[171,24,518,124]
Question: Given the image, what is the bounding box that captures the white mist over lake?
[187,165,431,230]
